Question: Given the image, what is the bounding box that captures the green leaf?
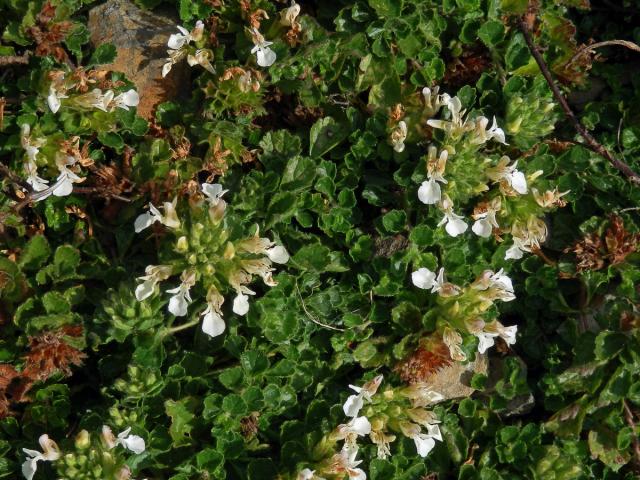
[98,131,125,152]
[89,43,117,65]
[309,117,349,157]
[367,0,402,17]
[165,398,197,447]
[478,20,506,47]
[18,235,51,271]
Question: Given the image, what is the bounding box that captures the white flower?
[202,306,225,337]
[297,469,318,480]
[390,120,407,153]
[163,21,208,77]
[330,445,366,480]
[422,86,450,116]
[22,434,61,480]
[168,25,191,50]
[166,271,195,317]
[411,267,436,290]
[370,429,396,459]
[476,331,498,354]
[25,164,50,193]
[20,124,45,163]
[486,156,528,195]
[51,153,83,197]
[487,116,507,144]
[251,28,277,67]
[187,49,215,74]
[475,321,518,353]
[201,288,226,338]
[505,241,524,260]
[472,212,497,238]
[112,89,140,111]
[201,182,228,206]
[471,199,501,238]
[400,422,442,458]
[232,292,250,316]
[102,426,146,454]
[73,88,113,112]
[471,116,507,145]
[280,0,301,27]
[20,125,50,193]
[401,386,445,408]
[438,196,467,237]
[427,96,472,138]
[418,178,441,205]
[335,416,372,446]
[47,76,69,113]
[134,199,181,233]
[472,269,515,302]
[342,375,383,417]
[135,265,173,301]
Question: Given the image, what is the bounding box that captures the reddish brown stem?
[518,18,640,185]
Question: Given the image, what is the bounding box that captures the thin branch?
[295,284,345,332]
[623,400,640,468]
[518,18,640,185]
[0,52,30,67]
[0,162,31,192]
[569,40,640,65]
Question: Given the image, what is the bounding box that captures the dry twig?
[518,18,640,185]
[0,52,30,67]
[623,400,640,468]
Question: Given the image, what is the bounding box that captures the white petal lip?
[135,279,156,301]
[350,416,372,436]
[477,333,496,354]
[343,394,363,417]
[47,91,61,113]
[417,178,441,205]
[510,171,528,194]
[255,46,277,67]
[412,267,436,290]
[162,62,173,78]
[202,309,226,337]
[472,218,493,238]
[168,293,190,316]
[414,434,436,457]
[445,216,468,237]
[232,293,250,316]
[505,243,524,260]
[266,245,289,264]
[134,212,156,233]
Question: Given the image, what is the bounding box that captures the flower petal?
[232,293,250,316]
[202,310,226,337]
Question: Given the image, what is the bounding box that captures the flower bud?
[75,430,91,450]
[176,235,189,252]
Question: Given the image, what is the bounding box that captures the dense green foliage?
[1,0,640,479]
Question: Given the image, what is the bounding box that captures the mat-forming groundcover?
[1,0,640,478]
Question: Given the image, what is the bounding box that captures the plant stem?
[518,18,640,185]
[163,317,201,336]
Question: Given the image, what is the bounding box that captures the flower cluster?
[412,266,518,361]
[134,183,289,338]
[22,426,144,480]
[393,85,568,259]
[296,376,444,479]
[47,70,138,114]
[162,20,215,77]
[20,124,89,201]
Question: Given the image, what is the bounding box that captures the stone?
[87,0,190,120]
